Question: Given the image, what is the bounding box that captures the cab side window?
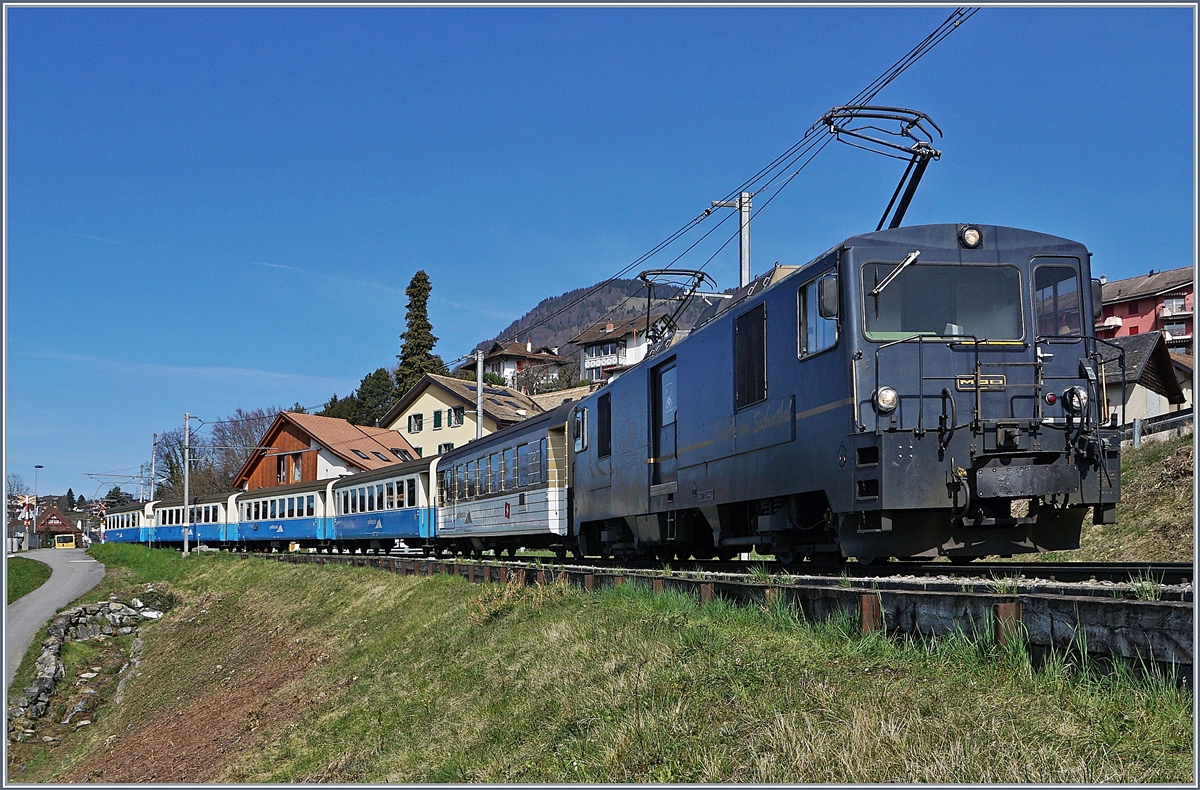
[799,273,838,357]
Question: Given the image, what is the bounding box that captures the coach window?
[1033,262,1082,336]
[511,445,525,487]
[799,273,838,357]
[597,393,612,458]
[407,479,417,507]
[491,454,502,492]
[307,495,315,517]
[502,448,516,489]
[734,303,767,409]
[386,482,395,509]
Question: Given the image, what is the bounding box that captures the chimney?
[526,339,532,352]
[605,321,614,333]
[1100,274,1107,284]
[551,347,558,355]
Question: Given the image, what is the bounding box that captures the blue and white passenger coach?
[235,478,331,550]
[103,501,154,544]
[330,457,434,553]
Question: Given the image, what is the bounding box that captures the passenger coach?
[434,401,574,558]
[330,457,434,553]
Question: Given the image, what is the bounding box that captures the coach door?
[650,360,678,488]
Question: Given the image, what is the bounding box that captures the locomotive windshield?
[862,262,1023,341]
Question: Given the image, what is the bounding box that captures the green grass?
[7,556,52,603]
[10,544,1191,784]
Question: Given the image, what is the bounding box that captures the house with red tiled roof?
[1096,266,1193,354]
[231,412,419,491]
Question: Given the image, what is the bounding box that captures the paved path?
[5,548,106,691]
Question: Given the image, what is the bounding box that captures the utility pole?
[182,413,190,557]
[711,191,753,288]
[150,434,157,501]
[475,350,484,440]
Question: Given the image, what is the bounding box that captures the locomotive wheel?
[715,548,737,562]
[775,551,797,567]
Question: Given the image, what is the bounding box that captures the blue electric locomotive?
[569,223,1121,564]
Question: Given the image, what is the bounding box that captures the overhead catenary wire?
[481,8,977,354]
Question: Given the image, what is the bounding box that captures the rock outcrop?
[6,597,163,741]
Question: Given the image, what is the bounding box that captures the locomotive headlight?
[1062,386,1089,414]
[959,226,982,249]
[874,386,899,413]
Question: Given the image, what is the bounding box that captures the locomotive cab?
[840,224,1120,560]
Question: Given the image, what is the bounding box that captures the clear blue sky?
[5,6,1194,497]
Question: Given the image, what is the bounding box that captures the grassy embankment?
[6,542,1192,784]
[7,556,52,603]
[1037,431,1194,562]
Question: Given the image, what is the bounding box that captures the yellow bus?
[53,533,77,549]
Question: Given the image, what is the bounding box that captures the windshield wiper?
[869,250,921,298]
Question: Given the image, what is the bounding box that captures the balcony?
[1161,304,1193,318]
[1096,315,1123,331]
[583,352,625,369]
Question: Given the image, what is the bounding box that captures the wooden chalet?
[36,506,82,544]
[232,412,419,491]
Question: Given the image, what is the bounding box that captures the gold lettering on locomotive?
[955,374,1006,391]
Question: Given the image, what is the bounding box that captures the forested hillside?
[476,277,724,358]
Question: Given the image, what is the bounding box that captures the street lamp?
[33,465,43,522]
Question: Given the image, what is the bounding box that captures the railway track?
[255,551,1194,672]
[280,548,1192,587]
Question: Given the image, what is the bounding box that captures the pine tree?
[65,488,75,510]
[354,368,399,427]
[318,393,358,422]
[394,270,448,395]
[103,486,130,508]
